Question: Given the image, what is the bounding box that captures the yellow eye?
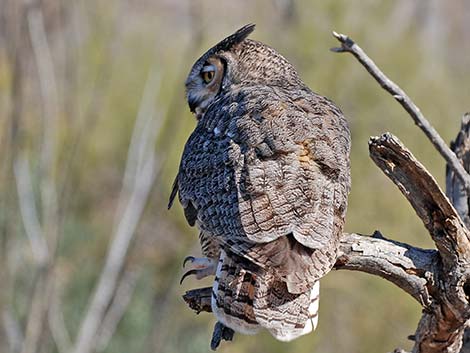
[202,70,215,84]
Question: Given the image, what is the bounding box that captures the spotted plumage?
[169,24,350,344]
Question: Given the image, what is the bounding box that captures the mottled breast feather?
[175,84,350,293]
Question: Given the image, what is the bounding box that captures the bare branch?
[369,133,470,268]
[447,113,470,229]
[182,287,213,314]
[331,31,470,195]
[336,232,436,306]
[331,29,470,353]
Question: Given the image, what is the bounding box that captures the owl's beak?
[188,95,199,113]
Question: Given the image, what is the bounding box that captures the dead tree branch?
[369,134,470,269]
[447,113,470,228]
[447,115,470,353]
[331,32,470,195]
[336,232,437,307]
[369,133,470,353]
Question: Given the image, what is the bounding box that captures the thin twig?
[331,31,470,194]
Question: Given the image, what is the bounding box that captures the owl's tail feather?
[253,273,319,341]
[212,251,319,341]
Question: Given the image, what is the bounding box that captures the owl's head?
[185,24,303,119]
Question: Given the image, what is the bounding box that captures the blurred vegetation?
[1,1,470,353]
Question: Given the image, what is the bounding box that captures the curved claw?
[183,256,195,268]
[180,269,198,285]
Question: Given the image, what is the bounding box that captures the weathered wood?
[446,114,470,353]
[447,113,470,229]
[369,133,470,353]
[182,288,235,350]
[182,287,212,314]
[337,232,437,306]
[369,133,470,268]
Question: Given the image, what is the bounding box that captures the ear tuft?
[208,24,256,56]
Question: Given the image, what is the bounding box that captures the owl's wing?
[233,93,350,249]
[173,88,350,292]
[168,175,197,226]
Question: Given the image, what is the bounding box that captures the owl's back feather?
[176,85,349,293]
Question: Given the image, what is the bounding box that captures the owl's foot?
[183,256,214,269]
[180,256,217,284]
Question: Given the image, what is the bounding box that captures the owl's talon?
[180,259,218,285]
[183,256,195,268]
[180,269,198,285]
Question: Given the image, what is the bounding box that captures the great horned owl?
[169,24,350,343]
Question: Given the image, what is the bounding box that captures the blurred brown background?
[1,1,470,352]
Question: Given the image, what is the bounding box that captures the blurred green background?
[1,1,470,353]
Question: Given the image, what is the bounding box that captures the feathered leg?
[211,250,260,335]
